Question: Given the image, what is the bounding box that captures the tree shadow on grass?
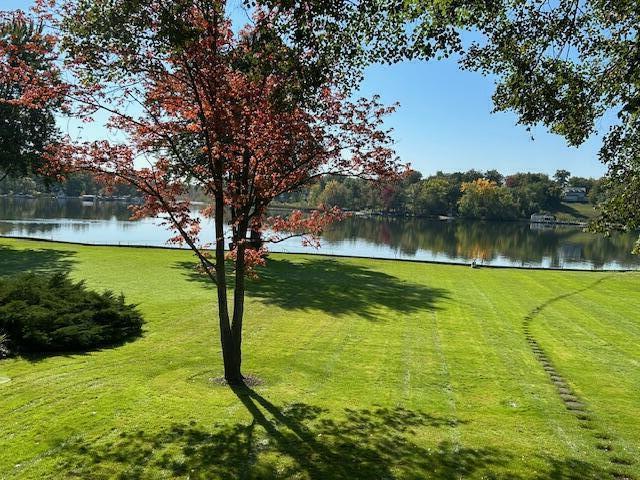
[175,257,450,319]
[56,385,622,479]
[0,244,76,277]
[58,387,506,480]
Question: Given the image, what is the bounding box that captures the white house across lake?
[562,187,587,203]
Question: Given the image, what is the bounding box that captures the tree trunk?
[249,228,262,250]
[214,194,244,385]
[221,329,243,384]
[228,234,247,385]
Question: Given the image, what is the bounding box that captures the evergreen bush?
[0,273,143,354]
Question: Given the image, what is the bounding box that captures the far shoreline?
[1,193,593,227]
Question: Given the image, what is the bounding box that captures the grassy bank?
[552,202,599,223]
[0,238,638,479]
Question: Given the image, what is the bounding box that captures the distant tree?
[380,183,402,212]
[375,170,421,213]
[554,170,571,187]
[505,173,561,216]
[567,176,596,193]
[458,179,517,221]
[318,180,350,209]
[404,169,423,184]
[484,169,504,185]
[587,178,606,206]
[411,177,454,216]
[0,10,64,183]
[359,180,386,211]
[0,175,37,195]
[460,169,484,184]
[62,174,86,197]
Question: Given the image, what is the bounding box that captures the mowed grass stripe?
[450,270,592,468]
[510,271,638,478]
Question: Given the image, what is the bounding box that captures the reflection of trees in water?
[324,217,640,268]
[0,220,99,236]
[0,197,132,221]
[0,221,60,235]
[2,199,638,268]
[0,198,139,238]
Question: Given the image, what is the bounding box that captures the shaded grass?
[0,238,639,479]
[178,257,450,319]
[0,244,76,277]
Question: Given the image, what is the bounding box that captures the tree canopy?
[454,0,639,251]
[35,0,403,383]
[0,10,64,182]
[266,0,640,251]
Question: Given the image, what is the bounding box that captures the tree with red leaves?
[34,0,403,384]
[0,7,65,182]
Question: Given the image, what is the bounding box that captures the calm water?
[1,197,639,270]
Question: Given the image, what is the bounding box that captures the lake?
[1,197,638,270]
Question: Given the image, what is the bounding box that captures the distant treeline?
[0,173,139,198]
[276,169,605,220]
[0,173,212,202]
[1,169,605,221]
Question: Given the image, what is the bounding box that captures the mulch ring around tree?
[209,374,264,387]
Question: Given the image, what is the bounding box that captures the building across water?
[562,187,587,203]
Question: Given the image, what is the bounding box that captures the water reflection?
[1,197,638,270]
[322,216,639,269]
[0,196,132,221]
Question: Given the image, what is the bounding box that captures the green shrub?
[0,273,143,354]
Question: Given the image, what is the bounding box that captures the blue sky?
[360,60,607,178]
[6,0,607,178]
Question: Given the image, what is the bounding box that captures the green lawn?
[552,202,599,223]
[0,238,638,480]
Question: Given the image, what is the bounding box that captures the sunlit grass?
[0,238,638,479]
[553,202,599,222]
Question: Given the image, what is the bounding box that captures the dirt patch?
[565,401,586,410]
[610,473,635,480]
[596,443,614,452]
[610,457,634,466]
[209,374,264,387]
[552,379,568,389]
[0,376,10,385]
[560,393,579,402]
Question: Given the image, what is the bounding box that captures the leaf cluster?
[0,13,61,181]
